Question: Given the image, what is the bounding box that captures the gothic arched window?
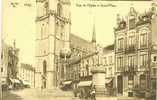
[43,60,47,75]
[44,2,48,15]
[41,24,44,38]
[61,24,64,39]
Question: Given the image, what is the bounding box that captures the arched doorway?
[42,60,47,88]
[57,2,62,16]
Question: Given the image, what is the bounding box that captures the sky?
[2,0,154,66]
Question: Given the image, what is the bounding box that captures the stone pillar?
[47,71,55,89]
[91,65,106,95]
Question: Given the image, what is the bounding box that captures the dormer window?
[44,2,48,15]
[57,3,62,16]
[128,7,136,30]
[129,18,136,30]
[129,7,136,16]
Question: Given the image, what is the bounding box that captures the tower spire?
[13,39,16,48]
[92,19,96,43]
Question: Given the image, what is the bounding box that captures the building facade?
[35,0,71,89]
[64,34,95,89]
[102,45,115,95]
[61,24,97,90]
[1,40,20,88]
[114,3,157,97]
[8,42,19,79]
[1,40,9,86]
[18,63,35,88]
[79,52,97,85]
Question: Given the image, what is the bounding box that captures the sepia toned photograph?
[1,0,157,100]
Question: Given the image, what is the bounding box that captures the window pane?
[154,56,157,61]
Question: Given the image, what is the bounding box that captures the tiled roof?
[103,44,114,51]
[68,33,95,65]
[70,33,95,52]
[103,44,114,54]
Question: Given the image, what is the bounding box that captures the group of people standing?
[73,86,96,100]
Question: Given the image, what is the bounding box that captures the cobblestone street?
[1,88,150,100]
[2,88,73,100]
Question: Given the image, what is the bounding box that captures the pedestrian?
[90,88,96,100]
[86,89,91,100]
[73,88,77,97]
[80,89,84,100]
[41,84,43,90]
[84,88,88,100]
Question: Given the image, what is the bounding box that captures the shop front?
[9,78,21,90]
[60,80,72,91]
[1,78,8,91]
[105,78,114,95]
[77,81,92,99]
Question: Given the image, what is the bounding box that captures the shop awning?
[63,81,72,85]
[105,79,113,84]
[13,79,20,84]
[23,81,30,86]
[77,81,92,87]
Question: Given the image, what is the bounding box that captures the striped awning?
[77,81,92,87]
[23,81,30,85]
[105,79,113,84]
[63,81,72,85]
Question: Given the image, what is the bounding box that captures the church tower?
[35,0,71,89]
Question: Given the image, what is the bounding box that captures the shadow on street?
[2,90,22,100]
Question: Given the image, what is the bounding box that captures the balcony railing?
[125,46,136,53]
[151,73,157,79]
[139,65,149,71]
[91,66,106,73]
[151,62,157,67]
[117,66,123,72]
[140,44,147,49]
[117,48,124,52]
[117,65,137,75]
